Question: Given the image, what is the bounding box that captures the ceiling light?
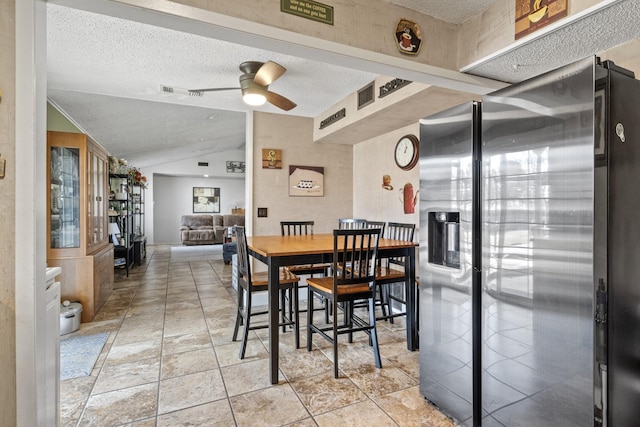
[204,174,209,178]
[240,76,267,106]
[242,90,267,106]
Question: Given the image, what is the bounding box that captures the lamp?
[108,222,121,246]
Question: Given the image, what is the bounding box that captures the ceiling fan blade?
[264,90,297,111]
[188,87,240,93]
[254,61,286,86]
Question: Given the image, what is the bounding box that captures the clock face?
[395,135,419,170]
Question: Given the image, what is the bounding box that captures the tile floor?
[60,244,454,426]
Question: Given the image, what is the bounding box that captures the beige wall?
[601,38,640,74]
[0,0,17,423]
[252,112,354,235]
[353,123,420,229]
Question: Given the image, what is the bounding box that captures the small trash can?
[60,301,82,335]
[223,242,237,265]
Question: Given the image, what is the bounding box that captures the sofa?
[180,214,245,245]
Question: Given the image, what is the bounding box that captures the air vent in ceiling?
[189,90,203,97]
[198,162,209,167]
[357,81,375,110]
[161,86,174,93]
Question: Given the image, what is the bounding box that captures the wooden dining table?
[247,233,418,384]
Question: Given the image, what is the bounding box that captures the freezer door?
[607,67,640,427]
[480,57,595,426]
[419,101,479,425]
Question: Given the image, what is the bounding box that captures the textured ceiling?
[387,0,498,23]
[47,0,640,170]
[46,3,378,168]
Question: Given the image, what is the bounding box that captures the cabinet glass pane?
[50,146,80,248]
[90,154,105,243]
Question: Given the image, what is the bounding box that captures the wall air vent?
[198,162,209,167]
[357,81,375,110]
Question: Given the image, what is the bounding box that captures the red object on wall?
[403,182,418,214]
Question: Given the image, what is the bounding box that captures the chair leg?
[232,286,244,342]
[307,287,314,351]
[333,297,339,378]
[384,284,394,324]
[239,287,252,360]
[347,301,354,343]
[294,284,300,349]
[280,289,287,333]
[378,285,388,321]
[324,297,331,324]
[368,296,382,369]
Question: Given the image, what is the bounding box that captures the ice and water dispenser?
[428,211,460,269]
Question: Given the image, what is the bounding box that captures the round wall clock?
[394,134,419,171]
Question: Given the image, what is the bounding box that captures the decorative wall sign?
[289,165,324,197]
[319,108,346,129]
[226,161,245,173]
[193,187,220,213]
[281,0,334,25]
[515,0,568,40]
[395,19,422,55]
[262,148,282,169]
[379,78,411,99]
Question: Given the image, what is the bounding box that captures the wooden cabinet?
[47,131,113,322]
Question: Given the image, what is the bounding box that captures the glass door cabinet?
[47,131,113,322]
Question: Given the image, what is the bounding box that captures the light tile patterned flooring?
[60,244,454,426]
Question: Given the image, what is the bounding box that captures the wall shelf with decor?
[131,183,146,265]
[109,173,134,275]
[47,131,114,323]
[109,171,147,272]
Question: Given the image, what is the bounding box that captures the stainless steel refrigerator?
[419,56,640,426]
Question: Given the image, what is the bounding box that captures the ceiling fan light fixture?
[240,76,267,106]
[242,91,267,106]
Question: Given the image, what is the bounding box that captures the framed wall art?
[226,161,245,173]
[262,148,282,169]
[193,187,220,213]
[289,165,324,197]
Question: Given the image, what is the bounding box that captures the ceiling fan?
[189,61,297,111]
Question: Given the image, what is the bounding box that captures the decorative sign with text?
[515,0,567,40]
[281,0,334,25]
[319,108,346,129]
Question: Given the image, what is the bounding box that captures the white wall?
[141,147,245,244]
[153,174,244,244]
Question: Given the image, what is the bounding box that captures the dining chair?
[375,222,416,324]
[364,220,386,236]
[232,226,300,359]
[280,221,331,319]
[338,218,367,229]
[306,227,383,378]
[280,221,331,277]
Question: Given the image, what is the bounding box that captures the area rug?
[170,244,223,261]
[60,332,109,381]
